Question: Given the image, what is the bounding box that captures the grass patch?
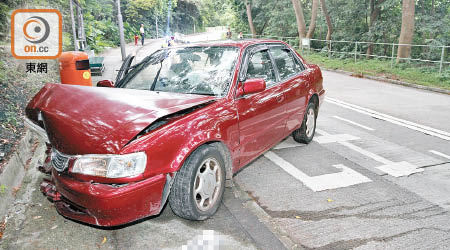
[301,52,450,91]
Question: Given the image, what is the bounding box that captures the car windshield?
[120,46,239,96]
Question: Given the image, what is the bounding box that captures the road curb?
[231,183,303,249]
[0,131,38,221]
[0,131,33,220]
[323,68,450,95]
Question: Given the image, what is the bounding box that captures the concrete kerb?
[323,68,450,95]
[231,183,302,249]
[0,131,45,222]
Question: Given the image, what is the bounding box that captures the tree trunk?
[259,17,270,35]
[397,0,415,61]
[431,0,435,16]
[245,0,257,37]
[291,0,307,42]
[320,0,333,41]
[421,0,425,15]
[306,0,319,38]
[366,0,383,58]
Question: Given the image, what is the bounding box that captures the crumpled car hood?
[26,83,215,155]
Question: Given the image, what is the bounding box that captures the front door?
[236,48,287,167]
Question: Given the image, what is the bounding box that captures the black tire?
[293,101,317,144]
[169,144,226,220]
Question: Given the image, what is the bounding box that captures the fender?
[121,100,239,181]
[306,64,325,107]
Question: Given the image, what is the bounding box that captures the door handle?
[276,95,284,103]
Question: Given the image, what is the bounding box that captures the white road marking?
[332,115,375,131]
[264,151,372,192]
[325,97,450,141]
[376,161,424,177]
[316,129,424,177]
[314,134,360,144]
[429,150,450,160]
[274,137,306,150]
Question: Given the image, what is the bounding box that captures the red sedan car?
[25,40,325,226]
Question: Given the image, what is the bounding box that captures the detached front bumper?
[24,116,50,143]
[40,170,166,227]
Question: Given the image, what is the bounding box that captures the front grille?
[51,149,70,172]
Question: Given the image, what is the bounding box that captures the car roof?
[174,39,287,49]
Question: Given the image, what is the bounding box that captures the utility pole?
[116,0,126,61]
[188,15,195,34]
[166,0,171,36]
[156,17,158,38]
[69,0,78,50]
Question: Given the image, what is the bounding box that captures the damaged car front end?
[37,146,165,227]
[25,87,217,226]
[24,83,220,226]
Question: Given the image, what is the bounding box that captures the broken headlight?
[72,152,147,178]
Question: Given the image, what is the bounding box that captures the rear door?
[269,45,309,134]
[236,46,287,167]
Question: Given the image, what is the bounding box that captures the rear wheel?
[293,101,317,144]
[169,144,225,220]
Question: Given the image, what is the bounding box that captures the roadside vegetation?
[302,53,450,90]
[226,0,449,90]
[0,48,59,171]
[0,0,226,53]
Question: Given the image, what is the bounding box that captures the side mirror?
[237,78,266,97]
[97,80,114,88]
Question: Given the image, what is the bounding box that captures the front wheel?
[169,144,226,220]
[293,101,317,144]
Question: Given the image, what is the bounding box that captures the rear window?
[270,47,303,80]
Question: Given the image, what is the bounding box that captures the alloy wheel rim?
[193,157,222,211]
[305,108,315,138]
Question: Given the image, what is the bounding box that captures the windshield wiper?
[150,61,163,91]
[118,50,169,88]
[187,92,216,96]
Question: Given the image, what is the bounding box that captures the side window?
[270,47,302,80]
[293,55,306,71]
[246,50,276,86]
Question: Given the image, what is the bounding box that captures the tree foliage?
[0,0,215,52]
[0,0,448,58]
[226,0,448,61]
[227,0,448,44]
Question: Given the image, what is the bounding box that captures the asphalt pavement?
[2,35,450,249]
[234,70,450,249]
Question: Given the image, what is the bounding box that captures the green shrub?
[302,52,450,90]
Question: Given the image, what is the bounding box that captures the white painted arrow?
[315,129,424,177]
[264,151,372,192]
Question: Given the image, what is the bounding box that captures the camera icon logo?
[11,9,62,59]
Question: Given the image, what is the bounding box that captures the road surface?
[2,34,450,249]
[234,70,450,249]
